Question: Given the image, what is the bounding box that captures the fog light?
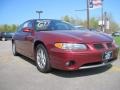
[65,61,75,66]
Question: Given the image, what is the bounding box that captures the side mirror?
[23,27,32,32]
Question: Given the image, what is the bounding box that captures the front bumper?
[79,58,115,69]
[49,47,119,70]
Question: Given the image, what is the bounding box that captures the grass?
[114,37,120,46]
[114,37,120,56]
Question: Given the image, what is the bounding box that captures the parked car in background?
[0,32,4,41]
[4,32,14,40]
[112,32,120,37]
[12,19,119,73]
[0,32,2,40]
[0,32,14,41]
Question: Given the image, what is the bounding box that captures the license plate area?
[102,51,113,62]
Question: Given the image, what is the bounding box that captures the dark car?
[0,32,14,41]
[0,32,4,41]
[12,19,119,73]
[112,32,120,37]
[0,32,2,40]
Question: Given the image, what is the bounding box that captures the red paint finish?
[12,19,119,71]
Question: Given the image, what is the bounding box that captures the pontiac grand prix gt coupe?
[12,19,119,73]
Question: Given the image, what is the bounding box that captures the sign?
[98,20,110,30]
[89,0,103,9]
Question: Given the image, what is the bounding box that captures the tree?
[62,15,83,26]
[104,13,120,33]
[61,15,71,23]
[62,15,120,33]
[0,24,18,32]
[11,24,18,32]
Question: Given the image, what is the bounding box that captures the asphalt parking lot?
[0,41,120,90]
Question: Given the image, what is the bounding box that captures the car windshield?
[74,26,89,31]
[35,20,75,31]
[48,20,75,30]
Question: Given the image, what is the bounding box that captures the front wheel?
[12,42,18,56]
[36,44,51,73]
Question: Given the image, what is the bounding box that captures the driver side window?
[23,21,33,28]
[17,21,33,32]
[17,24,24,32]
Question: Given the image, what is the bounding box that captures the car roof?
[27,19,61,22]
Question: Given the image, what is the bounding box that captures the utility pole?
[75,0,90,29]
[104,11,107,32]
[36,11,43,19]
[87,0,90,29]
[101,0,104,32]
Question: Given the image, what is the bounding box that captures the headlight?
[55,43,87,50]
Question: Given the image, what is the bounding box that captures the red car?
[12,19,119,73]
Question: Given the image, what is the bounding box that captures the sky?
[0,0,120,24]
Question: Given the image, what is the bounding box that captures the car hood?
[40,30,113,43]
[54,30,113,42]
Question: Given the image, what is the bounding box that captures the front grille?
[93,42,113,50]
[93,44,104,50]
[107,43,112,48]
[81,61,102,67]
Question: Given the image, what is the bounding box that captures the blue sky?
[0,0,120,24]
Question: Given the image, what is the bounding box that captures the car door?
[22,21,35,58]
[14,23,25,54]
[15,21,34,58]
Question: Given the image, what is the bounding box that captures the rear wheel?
[36,44,51,73]
[12,42,18,56]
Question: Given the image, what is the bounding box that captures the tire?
[36,44,51,73]
[12,42,18,56]
[2,37,5,41]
